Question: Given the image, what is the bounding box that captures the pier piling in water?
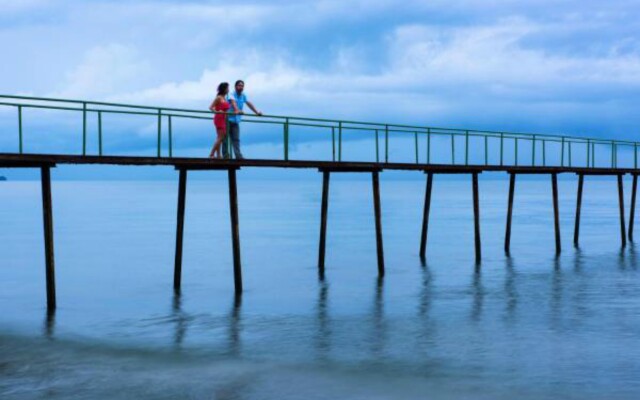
[617,174,626,248]
[551,173,561,254]
[173,169,187,292]
[504,173,516,254]
[318,171,330,279]
[630,174,638,242]
[40,166,56,311]
[419,172,434,260]
[574,174,584,247]
[372,171,385,277]
[472,173,481,263]
[228,168,243,294]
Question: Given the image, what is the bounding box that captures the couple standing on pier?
[209,80,262,159]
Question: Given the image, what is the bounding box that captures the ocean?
[1,174,640,399]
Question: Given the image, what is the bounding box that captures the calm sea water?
[1,174,640,399]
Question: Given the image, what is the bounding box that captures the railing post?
[586,139,590,168]
[284,118,289,161]
[532,135,536,166]
[451,133,455,165]
[168,115,173,158]
[500,133,504,166]
[98,111,103,156]
[427,128,431,164]
[484,135,488,166]
[414,132,419,164]
[515,138,519,166]
[465,130,469,165]
[384,124,389,163]
[331,127,335,162]
[375,129,379,163]
[82,102,87,156]
[561,137,565,167]
[157,108,162,158]
[542,140,546,166]
[18,105,23,154]
[635,143,638,169]
[611,141,615,168]
[338,121,343,162]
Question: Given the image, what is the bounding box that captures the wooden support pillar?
[618,174,627,248]
[318,170,330,279]
[504,173,516,254]
[228,168,243,294]
[419,172,434,260]
[574,174,584,247]
[174,169,187,292]
[372,171,385,277]
[630,174,638,242]
[40,166,56,311]
[472,173,482,263]
[551,173,561,254]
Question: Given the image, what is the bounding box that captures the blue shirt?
[226,91,248,123]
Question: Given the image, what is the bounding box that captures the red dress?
[213,97,230,132]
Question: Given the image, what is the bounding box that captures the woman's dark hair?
[217,82,229,96]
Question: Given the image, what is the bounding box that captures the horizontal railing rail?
[1,94,638,168]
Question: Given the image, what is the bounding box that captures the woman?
[209,82,230,158]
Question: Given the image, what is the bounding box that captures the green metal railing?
[1,94,638,169]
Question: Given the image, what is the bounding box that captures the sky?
[1,0,640,179]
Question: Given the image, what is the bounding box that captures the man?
[223,80,262,159]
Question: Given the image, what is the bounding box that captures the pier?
[2,94,640,311]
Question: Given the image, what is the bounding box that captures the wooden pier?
[2,153,639,311]
[2,94,640,311]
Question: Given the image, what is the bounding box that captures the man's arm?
[229,98,241,114]
[246,101,262,116]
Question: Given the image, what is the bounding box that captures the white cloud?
[111,18,640,120]
[55,44,150,98]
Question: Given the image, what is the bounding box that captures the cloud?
[55,44,151,98]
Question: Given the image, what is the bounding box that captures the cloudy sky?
[1,0,640,177]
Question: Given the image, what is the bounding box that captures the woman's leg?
[211,128,226,158]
